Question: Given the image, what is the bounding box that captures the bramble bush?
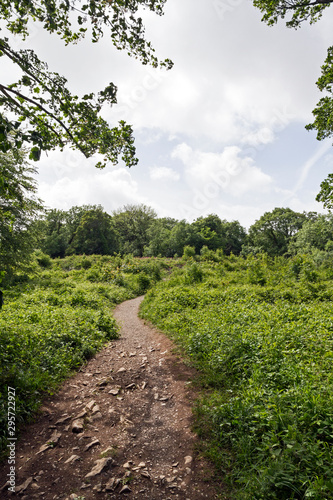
[140,254,333,500]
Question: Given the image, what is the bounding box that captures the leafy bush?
[33,250,53,268]
[184,262,203,284]
[183,245,196,260]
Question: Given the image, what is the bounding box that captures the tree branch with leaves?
[0,0,172,166]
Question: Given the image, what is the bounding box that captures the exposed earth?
[0,296,222,499]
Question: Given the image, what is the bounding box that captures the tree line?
[3,147,333,284]
[35,204,247,259]
[36,204,333,262]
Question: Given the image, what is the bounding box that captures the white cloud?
[37,168,147,213]
[242,127,275,147]
[149,166,180,181]
[172,143,273,197]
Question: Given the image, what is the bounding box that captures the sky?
[4,0,333,228]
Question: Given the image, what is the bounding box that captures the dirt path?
[0,296,221,499]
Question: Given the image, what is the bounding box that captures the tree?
[222,220,247,256]
[0,148,43,279]
[289,213,333,253]
[168,220,195,257]
[112,204,157,256]
[67,207,118,255]
[315,173,333,209]
[253,0,333,204]
[247,207,308,256]
[192,215,225,251]
[191,215,247,255]
[37,204,110,257]
[0,1,172,168]
[37,208,68,258]
[144,217,178,257]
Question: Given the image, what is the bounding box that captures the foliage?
[316,172,333,210]
[112,204,157,256]
[289,213,333,254]
[35,204,333,264]
[144,217,178,257]
[247,207,309,256]
[192,215,246,255]
[182,245,196,260]
[0,253,164,455]
[253,0,332,28]
[0,149,43,280]
[66,207,118,256]
[36,204,118,258]
[0,0,172,166]
[140,254,333,500]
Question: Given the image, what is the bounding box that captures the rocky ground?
[0,296,223,499]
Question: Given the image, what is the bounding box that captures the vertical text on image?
[7,386,16,493]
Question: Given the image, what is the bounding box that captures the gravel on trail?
[0,296,222,499]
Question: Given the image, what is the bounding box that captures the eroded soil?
[0,296,222,499]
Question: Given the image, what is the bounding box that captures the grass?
[140,253,333,500]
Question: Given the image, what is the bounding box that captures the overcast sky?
[6,0,333,228]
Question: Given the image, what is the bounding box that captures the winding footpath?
[0,296,221,499]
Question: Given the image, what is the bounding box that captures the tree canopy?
[253,0,333,28]
[112,204,157,256]
[0,148,43,279]
[247,207,309,256]
[0,0,172,167]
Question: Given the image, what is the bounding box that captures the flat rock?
[72,419,84,433]
[101,447,115,457]
[75,409,87,419]
[91,404,100,414]
[119,484,131,494]
[85,400,96,410]
[105,477,120,491]
[85,457,113,478]
[125,383,136,390]
[64,454,81,464]
[91,411,102,421]
[108,386,121,396]
[37,431,62,454]
[84,439,100,451]
[16,477,33,494]
[55,415,71,425]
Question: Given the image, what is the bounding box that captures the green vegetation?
[33,204,248,260]
[0,253,166,456]
[140,253,333,500]
[2,146,333,497]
